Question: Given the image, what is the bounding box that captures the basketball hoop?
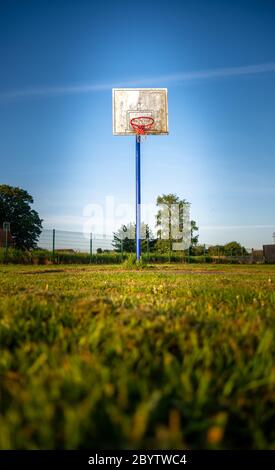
[130,116,154,135]
[112,88,168,262]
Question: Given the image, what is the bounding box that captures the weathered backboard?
[112,88,168,135]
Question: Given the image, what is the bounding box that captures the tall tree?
[112,222,154,253]
[155,193,192,253]
[0,185,42,250]
[189,220,199,254]
[113,223,136,253]
[191,220,199,246]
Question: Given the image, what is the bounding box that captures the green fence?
[0,228,258,265]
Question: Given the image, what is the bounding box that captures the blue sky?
[0,0,275,248]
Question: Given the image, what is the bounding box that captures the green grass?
[0,263,275,449]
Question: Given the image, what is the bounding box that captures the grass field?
[0,263,275,449]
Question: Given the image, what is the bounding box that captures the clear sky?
[0,0,275,248]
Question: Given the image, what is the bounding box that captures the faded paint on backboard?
[112,88,169,135]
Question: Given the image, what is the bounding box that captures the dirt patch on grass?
[20,269,66,275]
[161,270,228,275]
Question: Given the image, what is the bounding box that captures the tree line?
[0,185,247,256]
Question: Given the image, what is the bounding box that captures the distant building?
[263,245,275,264]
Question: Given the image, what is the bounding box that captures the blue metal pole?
[136,135,141,260]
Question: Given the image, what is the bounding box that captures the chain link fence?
[0,227,264,264]
[38,229,114,253]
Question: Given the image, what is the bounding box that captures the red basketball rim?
[130,116,154,135]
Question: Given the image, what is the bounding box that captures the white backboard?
[112,88,169,136]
